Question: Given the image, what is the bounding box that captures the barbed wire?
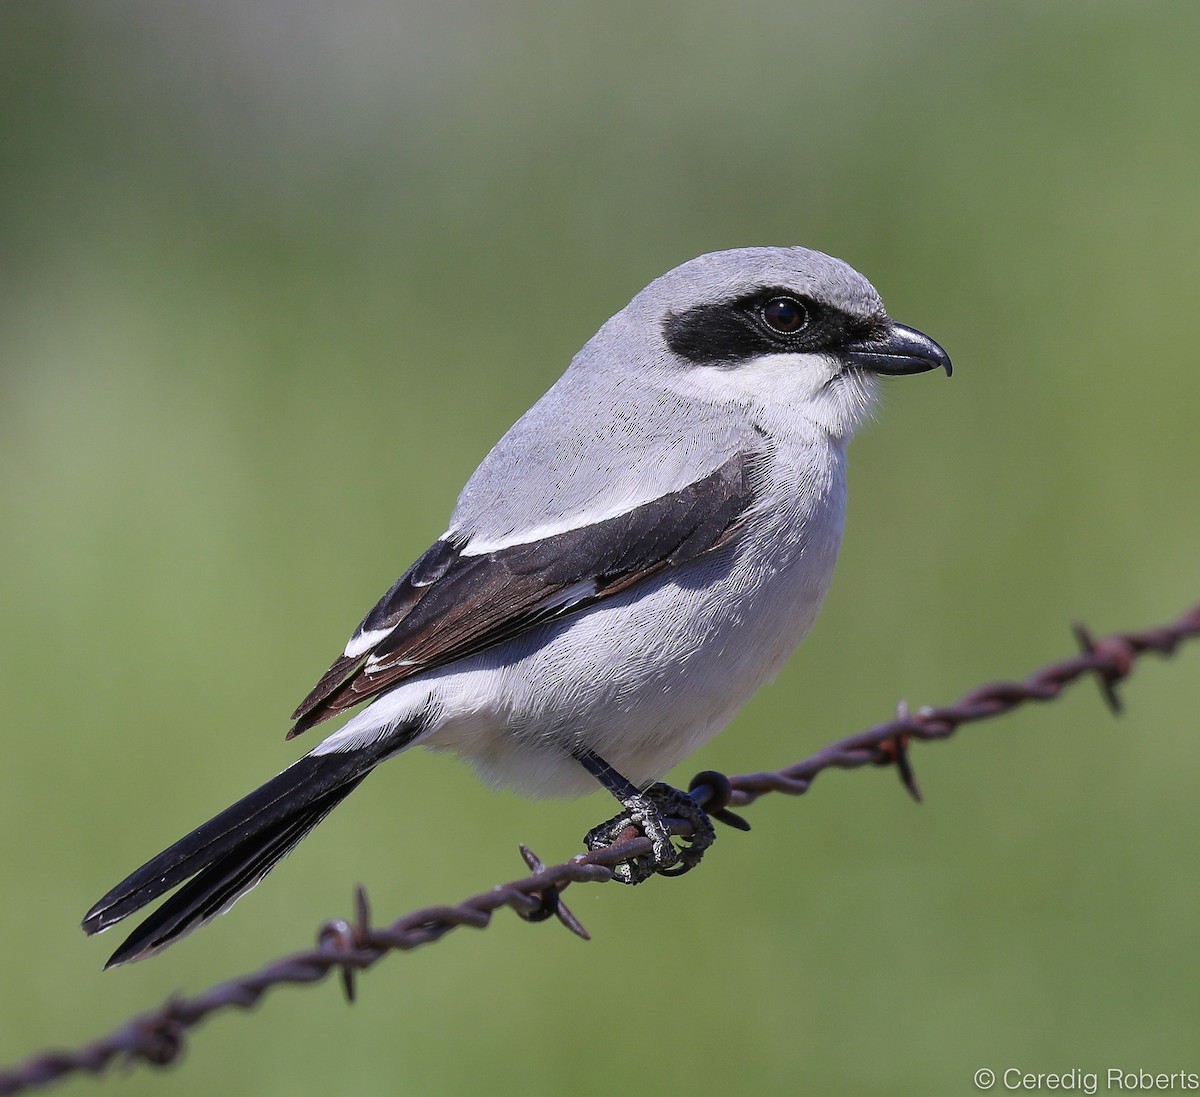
[2,600,1198,1095]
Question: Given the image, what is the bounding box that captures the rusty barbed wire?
[2,600,1198,1095]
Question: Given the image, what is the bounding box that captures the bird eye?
[761,296,809,334]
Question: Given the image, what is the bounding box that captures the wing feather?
[289,451,757,737]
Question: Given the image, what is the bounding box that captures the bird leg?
[573,749,717,885]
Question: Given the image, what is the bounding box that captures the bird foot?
[584,782,717,884]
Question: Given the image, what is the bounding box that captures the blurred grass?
[2,2,1199,1095]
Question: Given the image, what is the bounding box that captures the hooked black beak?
[843,322,952,377]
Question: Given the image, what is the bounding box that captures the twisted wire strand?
[2,601,1197,1095]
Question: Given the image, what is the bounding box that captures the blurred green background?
[2,3,1199,1094]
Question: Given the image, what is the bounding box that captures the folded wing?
[290,450,759,737]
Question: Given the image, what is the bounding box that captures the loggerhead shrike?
[82,246,950,966]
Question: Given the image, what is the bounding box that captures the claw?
[688,770,751,831]
[584,782,717,884]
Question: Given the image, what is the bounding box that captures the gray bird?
[82,246,950,966]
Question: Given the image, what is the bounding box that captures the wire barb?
[514,845,591,939]
[316,885,373,1003]
[1072,621,1126,714]
[1,600,1198,1096]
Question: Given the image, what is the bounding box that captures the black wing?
[289,450,758,737]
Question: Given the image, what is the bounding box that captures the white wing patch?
[539,579,599,612]
[358,580,598,675]
[343,625,395,659]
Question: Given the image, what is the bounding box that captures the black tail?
[82,747,380,967]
